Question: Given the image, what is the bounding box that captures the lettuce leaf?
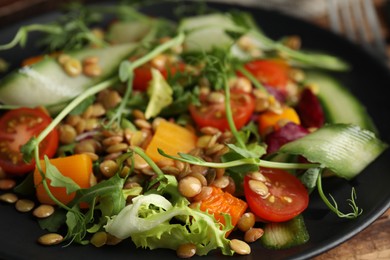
[105,194,234,256]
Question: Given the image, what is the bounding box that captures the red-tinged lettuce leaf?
[296,88,325,129]
[265,122,309,154]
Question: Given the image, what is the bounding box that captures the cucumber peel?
[261,215,309,250]
[0,43,138,114]
[305,71,377,133]
[279,124,388,180]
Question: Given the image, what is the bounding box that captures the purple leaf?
[296,88,325,128]
[265,122,309,154]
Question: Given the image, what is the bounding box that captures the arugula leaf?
[226,143,266,159]
[38,209,67,232]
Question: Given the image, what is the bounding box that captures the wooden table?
[0,0,389,259]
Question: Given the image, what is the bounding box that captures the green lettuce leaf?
[105,194,233,256]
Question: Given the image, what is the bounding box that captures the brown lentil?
[199,126,220,135]
[244,228,264,243]
[106,143,128,154]
[38,233,64,246]
[212,176,230,189]
[0,192,18,203]
[83,56,99,65]
[207,92,225,104]
[205,143,225,156]
[58,124,77,144]
[102,135,123,147]
[223,176,236,194]
[82,105,94,119]
[134,119,152,130]
[84,118,100,131]
[190,165,208,176]
[229,239,251,255]
[237,212,256,232]
[74,119,86,134]
[63,58,82,77]
[83,152,99,162]
[192,186,213,202]
[83,63,102,77]
[90,231,108,247]
[187,172,207,186]
[33,204,55,219]
[132,109,146,120]
[0,178,16,190]
[91,103,106,117]
[151,117,166,131]
[229,77,252,93]
[106,233,122,245]
[130,130,147,147]
[99,90,122,109]
[57,54,71,65]
[176,243,197,258]
[100,160,119,178]
[128,153,149,170]
[283,35,301,50]
[15,199,35,212]
[74,140,96,154]
[178,176,202,198]
[65,114,81,126]
[161,165,181,176]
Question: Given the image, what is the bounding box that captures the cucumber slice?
[179,13,243,52]
[305,71,377,133]
[0,43,137,113]
[107,21,153,44]
[261,215,309,250]
[279,124,387,180]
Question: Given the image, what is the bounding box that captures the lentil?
[212,176,230,189]
[0,178,16,190]
[83,63,102,77]
[193,186,213,202]
[244,228,264,243]
[63,58,82,77]
[15,199,35,212]
[176,243,197,258]
[106,233,122,245]
[100,160,119,178]
[38,233,64,246]
[178,176,202,198]
[229,239,251,255]
[90,231,108,247]
[237,212,256,232]
[0,193,18,203]
[33,204,55,218]
[58,124,77,144]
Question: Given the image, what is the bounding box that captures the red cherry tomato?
[0,108,58,176]
[133,62,186,91]
[241,59,290,90]
[244,168,309,222]
[189,91,255,131]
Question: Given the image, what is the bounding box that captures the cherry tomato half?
[241,59,290,90]
[244,168,309,222]
[0,108,58,176]
[133,62,186,91]
[189,91,255,131]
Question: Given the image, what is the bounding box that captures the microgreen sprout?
[317,171,363,219]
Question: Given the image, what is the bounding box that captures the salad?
[0,1,387,258]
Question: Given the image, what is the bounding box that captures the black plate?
[0,1,389,260]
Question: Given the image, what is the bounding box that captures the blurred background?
[1,0,389,59]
